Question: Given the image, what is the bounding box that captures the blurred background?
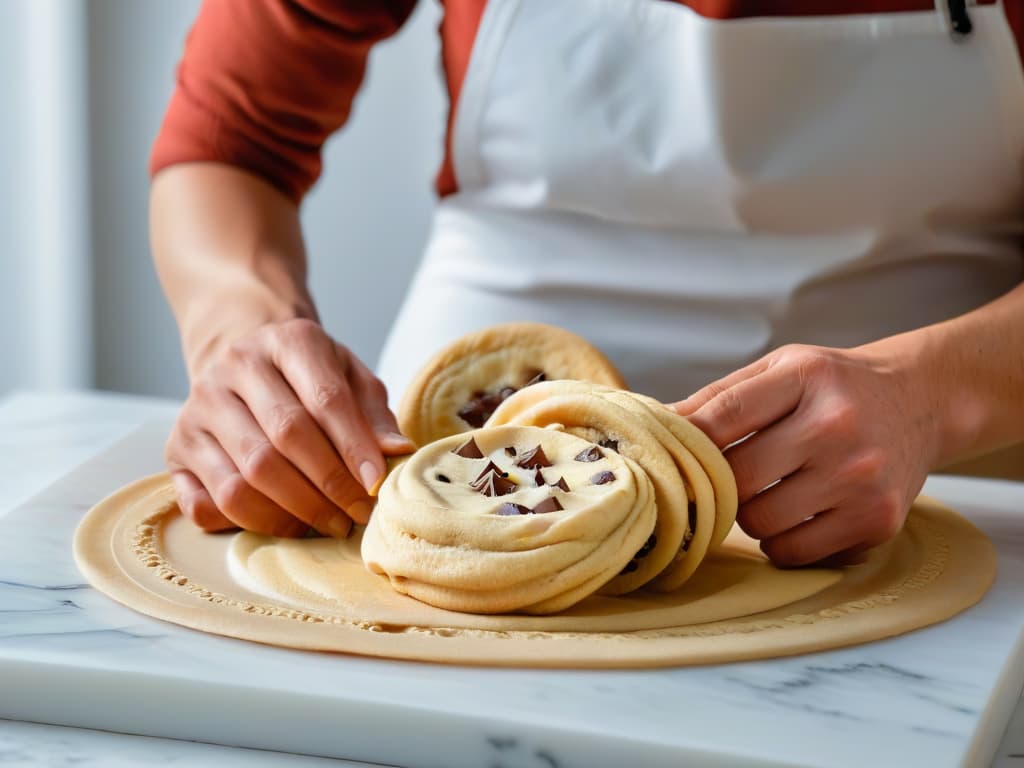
[0,0,444,399]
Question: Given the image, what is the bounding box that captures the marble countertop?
[1,390,1024,768]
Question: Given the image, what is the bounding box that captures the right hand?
[165,318,415,538]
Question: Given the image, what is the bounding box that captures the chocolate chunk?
[590,471,615,485]
[470,467,518,497]
[681,502,697,551]
[453,437,484,459]
[457,401,489,429]
[458,386,519,428]
[551,476,570,492]
[574,446,603,462]
[620,560,639,575]
[600,439,620,453]
[516,444,552,469]
[473,461,506,482]
[634,532,658,560]
[436,474,451,483]
[531,497,563,514]
[504,446,517,457]
[496,502,531,516]
[534,469,547,487]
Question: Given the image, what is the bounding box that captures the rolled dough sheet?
[74,474,996,668]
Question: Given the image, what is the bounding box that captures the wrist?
[854,329,952,471]
[180,282,317,378]
[856,323,990,470]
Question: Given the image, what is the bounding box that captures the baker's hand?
[165,319,415,538]
[671,344,939,567]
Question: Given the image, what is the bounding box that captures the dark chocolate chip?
[516,444,552,469]
[453,437,484,459]
[458,386,520,428]
[473,460,504,482]
[590,471,615,485]
[457,401,490,429]
[534,469,547,487]
[496,502,531,516]
[504,446,517,457]
[531,497,564,514]
[620,560,639,575]
[469,468,518,497]
[681,502,697,551]
[599,439,620,453]
[574,446,603,462]
[436,474,451,483]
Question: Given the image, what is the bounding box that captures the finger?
[670,356,774,415]
[681,368,804,450]
[725,414,813,503]
[346,352,417,456]
[735,468,827,539]
[167,468,234,532]
[186,431,312,538]
[228,359,375,522]
[274,334,388,495]
[760,510,870,568]
[206,391,358,535]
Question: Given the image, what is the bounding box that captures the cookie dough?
[397,322,627,447]
[362,426,657,614]
[73,474,997,668]
[485,388,694,594]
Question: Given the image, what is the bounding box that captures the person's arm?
[149,0,417,538]
[673,282,1024,567]
[151,164,315,377]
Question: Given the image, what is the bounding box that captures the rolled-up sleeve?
[149,0,417,204]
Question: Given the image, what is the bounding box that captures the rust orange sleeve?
[149,0,417,204]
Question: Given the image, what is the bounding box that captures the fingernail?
[326,514,353,538]
[359,460,383,494]
[384,432,417,449]
[348,499,373,525]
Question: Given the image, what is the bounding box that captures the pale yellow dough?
[362,425,658,614]
[397,322,627,447]
[74,474,996,668]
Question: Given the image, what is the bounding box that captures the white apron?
[377,0,1024,405]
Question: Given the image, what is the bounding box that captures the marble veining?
[1,392,1024,768]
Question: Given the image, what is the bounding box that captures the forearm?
[150,163,317,377]
[862,281,1024,468]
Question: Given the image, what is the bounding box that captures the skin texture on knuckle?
[705,387,745,441]
[838,449,887,490]
[312,382,350,412]
[267,404,310,449]
[814,400,859,444]
[238,439,281,486]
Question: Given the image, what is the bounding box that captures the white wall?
[0,0,444,399]
[0,1,92,393]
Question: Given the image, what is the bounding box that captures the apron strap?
[937,0,974,37]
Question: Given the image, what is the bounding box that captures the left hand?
[671,343,940,567]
